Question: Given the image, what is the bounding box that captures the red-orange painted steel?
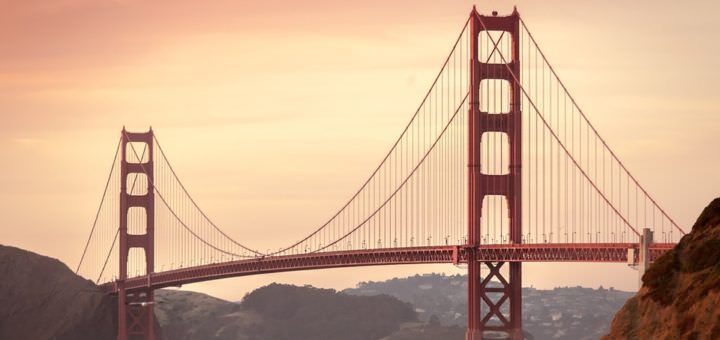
[467,7,523,339]
[102,243,673,294]
[118,129,156,340]
[466,6,483,339]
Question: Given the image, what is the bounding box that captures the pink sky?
[1,0,719,300]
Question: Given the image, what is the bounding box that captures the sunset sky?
[1,0,719,300]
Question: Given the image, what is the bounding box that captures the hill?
[238,283,417,339]
[0,245,115,340]
[0,244,420,339]
[155,289,252,340]
[604,198,720,339]
[345,274,634,339]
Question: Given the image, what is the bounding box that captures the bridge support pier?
[118,129,156,340]
[637,228,653,289]
[467,7,523,340]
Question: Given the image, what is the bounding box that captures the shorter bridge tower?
[117,128,156,340]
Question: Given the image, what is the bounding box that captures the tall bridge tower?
[467,8,523,339]
[118,129,156,340]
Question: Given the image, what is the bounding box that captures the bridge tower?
[467,7,523,339]
[118,128,156,340]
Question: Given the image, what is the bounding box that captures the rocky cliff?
[604,198,720,339]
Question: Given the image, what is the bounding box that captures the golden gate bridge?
[75,7,685,340]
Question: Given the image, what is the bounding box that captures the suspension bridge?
[75,7,685,340]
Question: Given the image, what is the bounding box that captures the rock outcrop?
[604,198,720,339]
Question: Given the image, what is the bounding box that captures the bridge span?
[77,6,685,340]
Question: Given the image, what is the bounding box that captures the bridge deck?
[103,243,674,293]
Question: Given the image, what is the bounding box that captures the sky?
[1,0,719,301]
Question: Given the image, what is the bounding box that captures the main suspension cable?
[75,137,120,274]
